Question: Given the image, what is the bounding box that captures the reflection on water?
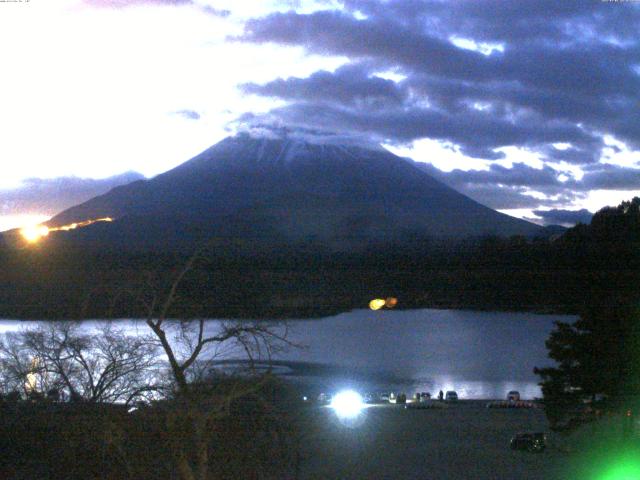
[276,309,574,399]
[0,309,575,399]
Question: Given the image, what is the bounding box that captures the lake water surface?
[0,309,575,399]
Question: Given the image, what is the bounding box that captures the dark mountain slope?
[47,133,541,247]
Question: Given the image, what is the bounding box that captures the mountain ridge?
[46,133,542,248]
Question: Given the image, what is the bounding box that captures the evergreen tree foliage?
[537,198,640,431]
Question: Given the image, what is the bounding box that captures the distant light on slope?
[54,217,114,232]
[369,298,386,310]
[20,225,50,243]
[369,297,398,310]
[20,217,114,244]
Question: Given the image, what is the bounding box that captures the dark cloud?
[532,208,593,227]
[408,160,640,212]
[343,0,640,45]
[0,172,144,218]
[241,63,407,107]
[242,100,594,160]
[408,161,576,210]
[579,164,640,190]
[236,2,640,161]
[439,163,564,189]
[541,145,601,165]
[240,10,497,82]
[422,160,640,199]
[457,185,575,211]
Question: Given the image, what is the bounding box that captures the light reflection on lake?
[0,309,575,399]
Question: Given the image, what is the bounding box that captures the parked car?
[363,393,379,404]
[418,392,431,401]
[445,391,458,402]
[396,393,407,404]
[507,391,521,402]
[510,432,546,452]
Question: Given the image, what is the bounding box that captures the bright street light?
[330,390,364,419]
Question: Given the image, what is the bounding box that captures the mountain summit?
[47,133,541,247]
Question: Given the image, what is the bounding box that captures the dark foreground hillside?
[0,380,303,480]
[4,394,634,480]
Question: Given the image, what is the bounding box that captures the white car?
[317,393,332,404]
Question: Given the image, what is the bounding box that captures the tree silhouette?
[0,322,159,405]
[535,296,640,431]
[136,250,296,480]
[536,198,640,430]
[562,196,640,244]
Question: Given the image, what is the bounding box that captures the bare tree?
[0,333,50,398]
[0,250,300,480]
[0,322,160,405]
[138,252,296,480]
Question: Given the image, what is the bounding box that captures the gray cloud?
[173,109,201,120]
[343,0,640,46]
[241,63,407,108]
[454,184,560,210]
[240,10,493,80]
[425,161,640,198]
[409,161,576,210]
[439,163,565,189]
[579,164,640,190]
[236,3,640,160]
[409,159,640,212]
[241,100,593,160]
[532,208,593,227]
[468,186,582,211]
[82,0,640,215]
[200,6,231,17]
[0,172,144,218]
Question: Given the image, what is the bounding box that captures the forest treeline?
[533,198,640,437]
[1,198,639,320]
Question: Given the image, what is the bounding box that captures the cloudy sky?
[1,0,639,231]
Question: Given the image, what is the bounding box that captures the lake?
[0,309,575,399]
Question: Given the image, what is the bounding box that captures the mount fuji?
[45,133,542,248]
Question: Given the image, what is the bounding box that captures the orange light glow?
[20,224,50,243]
[385,297,398,308]
[20,217,114,244]
[369,298,386,310]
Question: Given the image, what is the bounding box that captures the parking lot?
[299,400,568,479]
